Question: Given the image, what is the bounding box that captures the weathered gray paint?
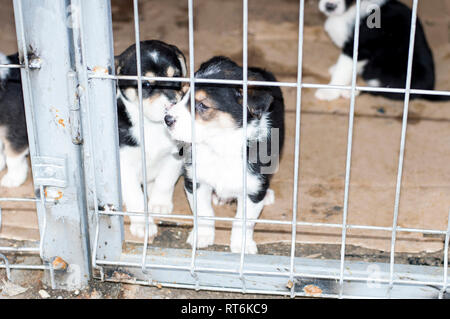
[71,0,123,265]
[97,247,449,299]
[12,0,91,289]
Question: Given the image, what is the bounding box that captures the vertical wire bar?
[38,185,47,260]
[132,0,151,274]
[48,262,56,289]
[188,0,200,288]
[388,0,419,296]
[92,196,101,269]
[439,209,450,299]
[0,253,11,280]
[289,0,305,298]
[238,0,249,293]
[338,0,361,298]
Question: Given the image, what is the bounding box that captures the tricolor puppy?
[0,52,29,188]
[116,40,187,238]
[164,56,285,254]
[315,0,449,101]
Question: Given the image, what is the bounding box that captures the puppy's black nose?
[164,115,176,127]
[325,2,337,12]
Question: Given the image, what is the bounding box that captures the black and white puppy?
[315,0,448,101]
[164,56,285,254]
[0,52,29,188]
[116,40,187,238]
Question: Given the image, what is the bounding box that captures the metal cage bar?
[388,0,419,297]
[289,0,305,299]
[130,0,153,278]
[187,0,201,289]
[338,0,362,298]
[89,73,450,97]
[238,0,249,293]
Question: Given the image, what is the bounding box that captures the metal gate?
[1,0,450,298]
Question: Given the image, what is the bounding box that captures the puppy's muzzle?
[325,2,338,12]
[164,114,176,127]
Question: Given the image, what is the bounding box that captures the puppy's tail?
[418,93,450,102]
[373,91,450,102]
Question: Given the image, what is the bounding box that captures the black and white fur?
[0,52,29,188]
[116,40,187,238]
[164,56,285,254]
[315,0,449,101]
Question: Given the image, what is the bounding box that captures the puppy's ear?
[248,89,273,120]
[168,44,187,77]
[114,55,121,75]
[238,87,274,120]
[177,52,187,77]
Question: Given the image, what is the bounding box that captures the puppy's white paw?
[328,64,336,76]
[212,193,223,206]
[230,238,258,254]
[212,193,233,206]
[1,171,27,188]
[148,201,173,215]
[263,189,275,206]
[187,227,215,248]
[0,156,5,172]
[341,89,360,99]
[129,221,158,239]
[315,88,342,101]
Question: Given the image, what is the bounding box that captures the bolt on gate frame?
[1,0,450,298]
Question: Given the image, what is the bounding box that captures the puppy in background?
[315,0,449,101]
[0,52,29,188]
[165,56,285,254]
[116,40,187,238]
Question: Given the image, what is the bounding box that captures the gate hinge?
[67,71,83,145]
[31,156,67,188]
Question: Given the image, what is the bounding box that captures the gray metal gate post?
[12,0,92,290]
[70,0,123,269]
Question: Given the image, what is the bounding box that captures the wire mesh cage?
[0,0,449,298]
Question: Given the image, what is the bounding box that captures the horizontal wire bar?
[100,277,348,298]
[97,209,449,235]
[125,279,382,299]
[0,197,38,203]
[0,64,24,69]
[89,73,191,82]
[95,259,449,289]
[88,72,450,96]
[0,246,40,253]
[0,264,49,270]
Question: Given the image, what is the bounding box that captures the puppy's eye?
[143,81,152,89]
[196,102,209,112]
